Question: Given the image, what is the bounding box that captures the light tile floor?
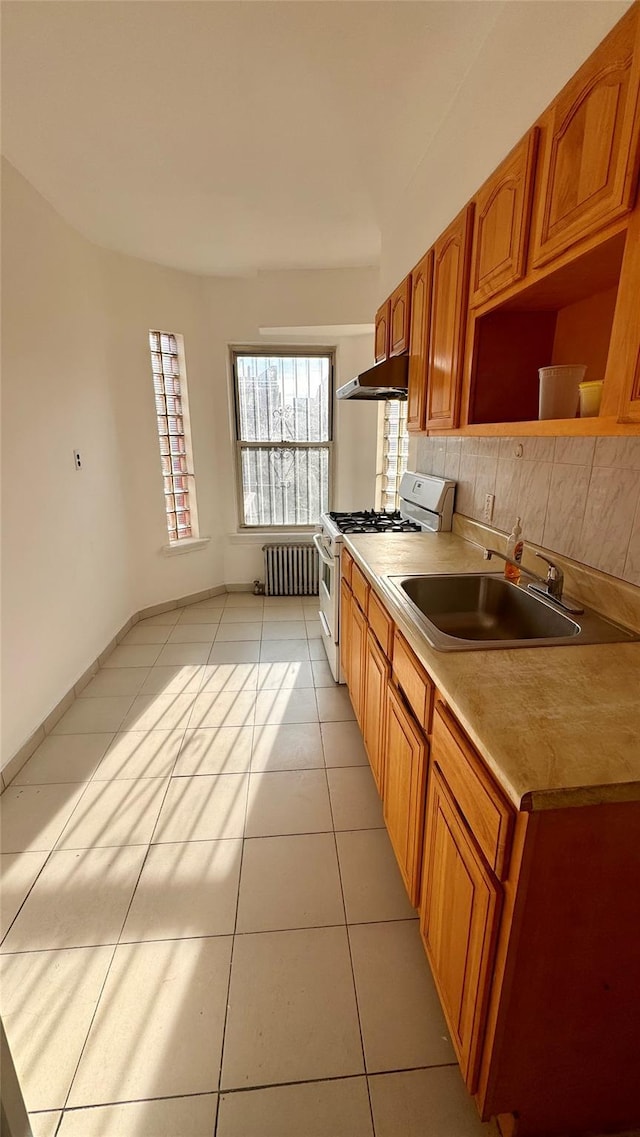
[1,593,494,1137]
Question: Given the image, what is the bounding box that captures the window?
[149,330,198,542]
[377,400,409,510]
[232,350,333,527]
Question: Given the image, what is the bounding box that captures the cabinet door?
[470,130,538,307]
[426,205,474,430]
[383,682,428,906]
[407,251,433,433]
[363,630,389,796]
[349,599,367,728]
[389,276,412,356]
[340,578,352,684]
[530,5,640,269]
[420,766,501,1093]
[605,202,640,422]
[375,300,390,362]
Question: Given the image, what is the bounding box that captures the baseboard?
[0,583,227,792]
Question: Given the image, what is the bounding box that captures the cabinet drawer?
[351,561,370,614]
[368,590,393,658]
[341,549,353,586]
[392,631,434,732]
[432,702,514,880]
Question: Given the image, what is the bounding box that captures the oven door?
[313,532,340,679]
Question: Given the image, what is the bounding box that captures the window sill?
[161,537,211,557]
[228,530,316,543]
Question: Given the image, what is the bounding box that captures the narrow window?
[232,349,333,527]
[377,400,409,510]
[149,330,198,542]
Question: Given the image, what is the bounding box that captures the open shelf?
[465,231,626,430]
[436,416,639,438]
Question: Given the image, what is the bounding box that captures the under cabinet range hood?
[336,354,408,400]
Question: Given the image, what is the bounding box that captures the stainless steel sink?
[384,573,639,651]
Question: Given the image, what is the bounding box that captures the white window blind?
[378,400,409,510]
[232,350,333,527]
[149,330,198,542]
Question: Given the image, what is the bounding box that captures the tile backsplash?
[414,435,640,586]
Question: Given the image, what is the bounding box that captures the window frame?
[231,346,335,531]
[375,398,409,511]
[149,329,200,543]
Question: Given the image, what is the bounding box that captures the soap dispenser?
[504,517,523,584]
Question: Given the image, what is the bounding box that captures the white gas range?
[313,472,456,682]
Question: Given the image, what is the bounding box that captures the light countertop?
[345,531,640,812]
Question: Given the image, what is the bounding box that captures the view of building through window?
[233,351,333,527]
[149,331,198,542]
[378,399,409,510]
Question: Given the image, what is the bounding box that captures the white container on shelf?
[538,364,586,420]
[579,379,604,417]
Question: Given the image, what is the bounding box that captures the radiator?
[262,543,319,596]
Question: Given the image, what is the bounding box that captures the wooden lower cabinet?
[420,764,501,1093]
[362,629,389,796]
[383,681,428,906]
[341,563,640,1135]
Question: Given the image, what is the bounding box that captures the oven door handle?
[318,610,332,639]
[313,532,335,569]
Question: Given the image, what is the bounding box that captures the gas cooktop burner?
[329,510,421,535]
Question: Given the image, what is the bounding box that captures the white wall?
[1,160,133,759]
[379,0,631,292]
[1,160,379,764]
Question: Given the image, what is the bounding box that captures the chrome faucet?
[482,548,584,614]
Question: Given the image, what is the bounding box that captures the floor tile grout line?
[0,769,105,946]
[214,728,253,1135]
[0,914,420,957]
[43,1060,461,1123]
[322,705,377,1136]
[57,736,187,1115]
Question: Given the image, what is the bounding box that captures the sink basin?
[384,573,639,651]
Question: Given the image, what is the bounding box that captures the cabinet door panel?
[383,682,428,906]
[375,300,390,362]
[349,599,367,728]
[470,131,538,306]
[389,276,412,356]
[363,630,389,796]
[426,205,474,430]
[420,767,501,1092]
[604,202,640,422]
[531,6,640,268]
[407,251,433,432]
[340,578,352,685]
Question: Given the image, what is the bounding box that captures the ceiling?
[1,1,503,275]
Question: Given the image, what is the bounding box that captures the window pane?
[150,328,197,543]
[235,355,330,443]
[381,400,408,509]
[240,446,329,526]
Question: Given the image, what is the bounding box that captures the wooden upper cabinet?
[407,251,434,433]
[470,130,538,307]
[530,5,640,269]
[375,299,391,362]
[426,204,474,430]
[420,765,501,1092]
[389,275,412,356]
[384,681,428,906]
